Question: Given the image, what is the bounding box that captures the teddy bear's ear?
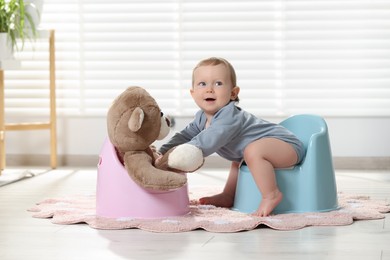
[128,107,144,132]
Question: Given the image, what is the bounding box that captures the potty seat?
[232,114,339,214]
[96,138,190,218]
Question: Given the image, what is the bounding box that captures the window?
[6,0,390,117]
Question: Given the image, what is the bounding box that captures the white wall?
[5,116,390,161]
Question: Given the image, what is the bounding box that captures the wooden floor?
[0,168,389,260]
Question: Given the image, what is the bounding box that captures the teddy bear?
[107,86,204,190]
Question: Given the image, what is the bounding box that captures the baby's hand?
[154,150,184,173]
[155,154,163,165]
[150,145,162,162]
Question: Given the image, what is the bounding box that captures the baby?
[159,57,305,216]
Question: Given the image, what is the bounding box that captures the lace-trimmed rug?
[28,188,390,233]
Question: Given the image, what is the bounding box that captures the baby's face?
[191,64,239,117]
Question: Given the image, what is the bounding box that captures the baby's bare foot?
[252,190,283,217]
[199,193,234,208]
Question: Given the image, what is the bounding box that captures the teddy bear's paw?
[168,144,204,172]
[143,172,187,191]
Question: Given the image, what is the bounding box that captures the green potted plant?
[0,0,39,60]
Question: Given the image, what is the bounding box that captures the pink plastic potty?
[96,138,190,219]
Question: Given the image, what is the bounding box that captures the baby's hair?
[192,57,239,102]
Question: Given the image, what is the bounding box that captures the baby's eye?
[197,82,206,88]
[215,81,223,87]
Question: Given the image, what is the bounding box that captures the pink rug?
[28,188,390,233]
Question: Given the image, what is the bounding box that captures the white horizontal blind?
[5,0,390,117]
[4,34,53,116]
[179,0,390,116]
[51,0,181,116]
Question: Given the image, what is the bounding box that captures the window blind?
[5,0,390,117]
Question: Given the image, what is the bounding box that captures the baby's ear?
[231,86,240,100]
[128,107,144,132]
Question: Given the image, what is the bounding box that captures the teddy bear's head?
[107,86,170,154]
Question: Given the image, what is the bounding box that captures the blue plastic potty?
[232,114,339,214]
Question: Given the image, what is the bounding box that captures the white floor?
[0,168,389,260]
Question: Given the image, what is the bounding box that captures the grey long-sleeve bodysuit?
[159,102,305,163]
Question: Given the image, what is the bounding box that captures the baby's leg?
[244,138,298,217]
[199,161,240,208]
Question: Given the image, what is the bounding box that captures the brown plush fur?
[107,86,187,190]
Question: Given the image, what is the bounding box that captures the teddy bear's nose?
[165,117,171,127]
[161,112,174,128]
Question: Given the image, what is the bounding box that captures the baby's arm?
[155,143,204,173]
[187,121,241,157]
[158,120,238,172]
[156,121,203,172]
[159,132,190,154]
[159,121,200,154]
